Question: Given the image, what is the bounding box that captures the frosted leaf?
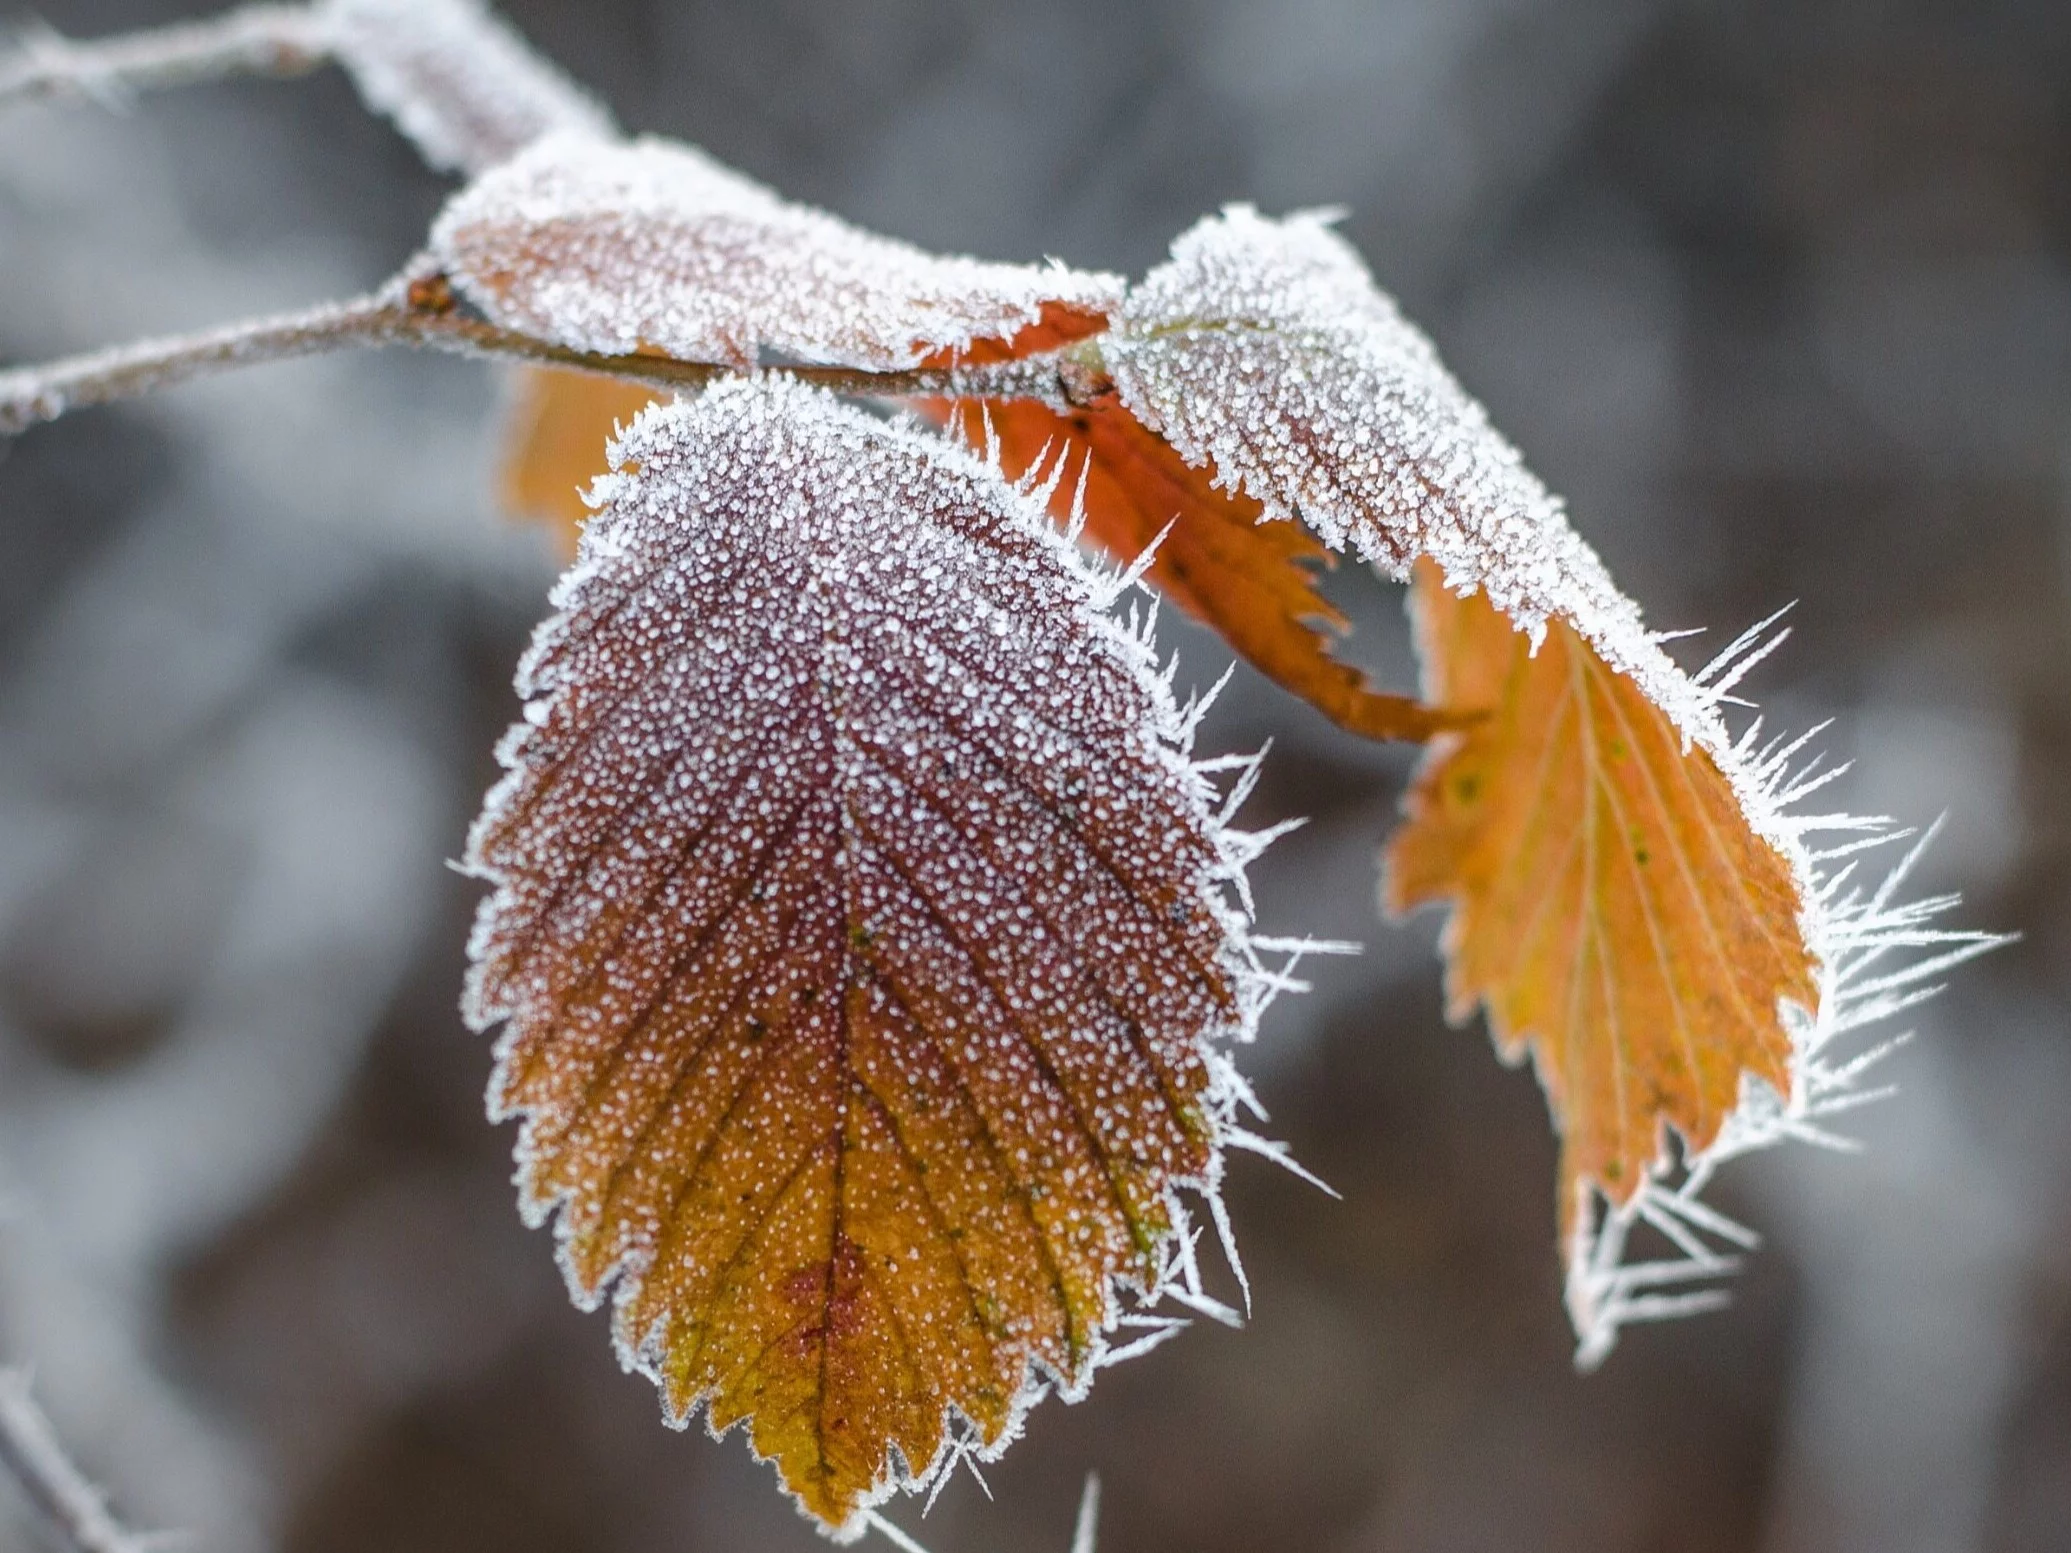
[432,133,1123,371]
[1102,204,1711,737]
[1387,567,1812,1356]
[321,0,614,175]
[463,377,1272,1535]
[1109,210,2004,1365]
[936,395,1452,743]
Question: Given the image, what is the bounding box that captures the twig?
[0,294,405,431]
[1069,1473,1101,1553]
[0,6,327,112]
[0,1369,156,1553]
[0,278,1103,435]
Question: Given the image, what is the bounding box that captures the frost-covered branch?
[0,1,612,175]
[0,294,401,432]
[0,6,326,111]
[0,1370,157,1553]
[0,282,1104,435]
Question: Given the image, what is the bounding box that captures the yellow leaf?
[497,366,663,555]
[1385,561,1816,1242]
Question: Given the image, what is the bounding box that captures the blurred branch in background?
[0,6,324,111]
[0,1369,156,1553]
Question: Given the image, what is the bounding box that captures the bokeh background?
[2,1,2069,1550]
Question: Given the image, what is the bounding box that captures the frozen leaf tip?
[1384,575,2001,1364]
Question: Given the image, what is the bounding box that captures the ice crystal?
[1560,707,2005,1365]
[1107,205,2002,1361]
[462,377,1291,1532]
[321,0,614,175]
[432,133,1123,371]
[1103,205,1701,727]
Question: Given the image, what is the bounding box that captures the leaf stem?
[0,280,1101,435]
[0,5,327,112]
[0,1369,158,1553]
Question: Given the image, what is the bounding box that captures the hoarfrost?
[432,133,1123,371]
[1560,749,2004,1365]
[321,0,614,175]
[1105,204,1701,734]
[1105,205,2002,1361]
[462,377,1292,1533]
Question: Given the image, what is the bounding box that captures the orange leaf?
[497,366,661,555]
[1385,562,1816,1244]
[466,379,1260,1533]
[941,396,1449,742]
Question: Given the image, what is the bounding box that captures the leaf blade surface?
[1386,563,1815,1236]
[435,135,1121,372]
[465,379,1258,1533]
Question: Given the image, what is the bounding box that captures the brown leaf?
[1385,561,1816,1240]
[466,378,1259,1533]
[941,395,1450,743]
[497,366,661,555]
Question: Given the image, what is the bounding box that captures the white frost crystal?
[1105,204,1695,729]
[1108,204,2000,1363]
[432,133,1123,370]
[464,377,1290,1530]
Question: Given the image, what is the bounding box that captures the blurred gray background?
[1,1,2068,1550]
